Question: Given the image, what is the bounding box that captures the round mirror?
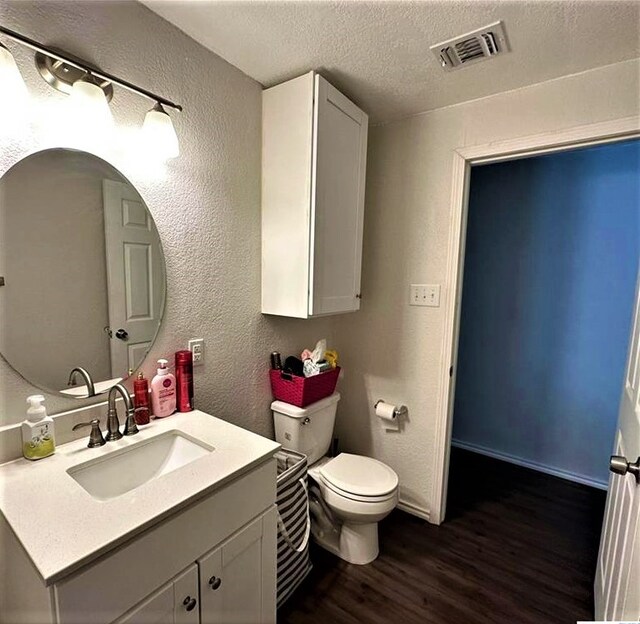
[0,149,166,398]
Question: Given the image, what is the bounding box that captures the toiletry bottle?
[21,395,55,460]
[150,359,176,418]
[175,350,194,412]
[270,352,282,370]
[133,372,151,424]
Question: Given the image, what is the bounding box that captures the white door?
[103,180,164,378]
[595,268,640,620]
[309,74,368,316]
[114,564,199,624]
[199,509,277,624]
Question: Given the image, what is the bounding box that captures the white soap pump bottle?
[21,395,56,460]
[150,358,177,418]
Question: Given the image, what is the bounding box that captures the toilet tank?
[271,393,340,465]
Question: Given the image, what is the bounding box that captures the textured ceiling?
[142,0,640,123]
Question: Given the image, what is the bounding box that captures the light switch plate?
[410,284,441,307]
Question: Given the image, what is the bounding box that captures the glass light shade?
[0,44,28,123]
[68,79,114,139]
[142,104,179,159]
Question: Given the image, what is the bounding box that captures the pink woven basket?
[270,367,340,408]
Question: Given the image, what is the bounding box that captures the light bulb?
[142,102,179,159]
[68,78,114,143]
[0,43,29,126]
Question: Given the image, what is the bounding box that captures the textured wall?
[334,59,640,519]
[453,141,640,487]
[0,1,336,431]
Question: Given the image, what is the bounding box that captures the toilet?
[272,393,398,565]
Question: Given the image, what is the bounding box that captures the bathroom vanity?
[0,147,281,624]
[0,411,280,624]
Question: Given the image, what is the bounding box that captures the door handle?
[609,455,640,483]
[115,328,128,341]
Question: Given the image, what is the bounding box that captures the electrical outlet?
[410,284,441,307]
[188,338,205,366]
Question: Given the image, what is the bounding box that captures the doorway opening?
[446,138,639,619]
[452,140,639,488]
[433,119,640,527]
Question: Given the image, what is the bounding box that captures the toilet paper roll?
[375,401,400,431]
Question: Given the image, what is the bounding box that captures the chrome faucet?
[67,367,96,397]
[106,383,139,440]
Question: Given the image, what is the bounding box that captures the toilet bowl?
[272,393,398,565]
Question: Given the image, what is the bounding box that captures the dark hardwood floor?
[278,448,606,624]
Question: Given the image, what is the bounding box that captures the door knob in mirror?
[115,329,128,341]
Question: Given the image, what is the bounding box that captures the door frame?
[431,115,640,525]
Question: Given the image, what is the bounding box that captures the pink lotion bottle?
[150,358,177,418]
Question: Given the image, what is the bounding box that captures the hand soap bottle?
[151,359,176,418]
[22,395,55,460]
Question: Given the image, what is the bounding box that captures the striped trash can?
[275,449,312,608]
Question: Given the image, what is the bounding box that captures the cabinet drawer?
[54,459,276,624]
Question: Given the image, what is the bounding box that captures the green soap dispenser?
[21,395,55,460]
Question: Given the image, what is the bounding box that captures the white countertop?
[0,411,280,585]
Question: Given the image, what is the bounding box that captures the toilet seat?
[319,453,398,501]
[318,476,398,503]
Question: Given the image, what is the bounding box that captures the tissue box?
[270,367,340,408]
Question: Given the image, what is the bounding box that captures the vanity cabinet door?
[198,508,277,624]
[114,564,199,624]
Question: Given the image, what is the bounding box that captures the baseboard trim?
[451,439,608,491]
[397,500,431,522]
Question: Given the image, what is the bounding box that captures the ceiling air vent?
[431,21,510,71]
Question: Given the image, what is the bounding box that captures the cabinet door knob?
[183,596,197,611]
[208,575,222,590]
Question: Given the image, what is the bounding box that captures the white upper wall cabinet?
[262,71,368,318]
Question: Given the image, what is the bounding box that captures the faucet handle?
[72,419,106,448]
[123,410,139,436]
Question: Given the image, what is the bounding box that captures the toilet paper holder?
[374,400,408,419]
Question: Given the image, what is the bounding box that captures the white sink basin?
[67,431,213,501]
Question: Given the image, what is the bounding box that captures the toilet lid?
[319,453,398,497]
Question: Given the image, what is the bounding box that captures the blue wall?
[453,140,640,487]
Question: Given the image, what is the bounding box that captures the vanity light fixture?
[68,77,114,140]
[142,102,180,158]
[0,25,183,158]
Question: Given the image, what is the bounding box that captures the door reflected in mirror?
[0,149,166,397]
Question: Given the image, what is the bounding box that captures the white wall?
[0,0,335,429]
[334,59,640,520]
